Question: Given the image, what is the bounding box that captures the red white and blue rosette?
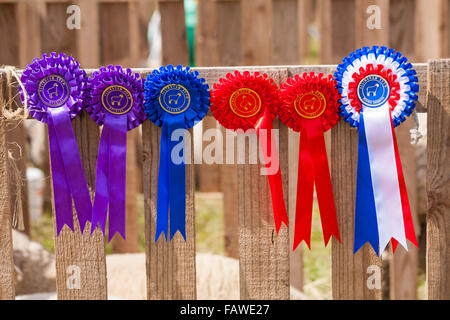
[144,65,210,242]
[86,65,146,241]
[20,53,92,235]
[334,46,419,255]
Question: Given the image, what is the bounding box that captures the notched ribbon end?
[155,229,168,243]
[170,228,187,242]
[108,230,126,243]
[293,238,311,252]
[56,222,75,237]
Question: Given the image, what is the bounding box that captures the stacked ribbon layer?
[86,65,146,241]
[335,46,419,255]
[279,72,341,250]
[21,53,92,235]
[210,71,289,232]
[144,65,210,241]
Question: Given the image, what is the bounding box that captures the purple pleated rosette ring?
[144,65,209,242]
[20,53,92,235]
[334,46,419,256]
[86,65,146,241]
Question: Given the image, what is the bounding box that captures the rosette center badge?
[229,88,261,118]
[294,91,326,119]
[357,74,390,108]
[159,84,191,114]
[102,85,133,115]
[38,75,69,107]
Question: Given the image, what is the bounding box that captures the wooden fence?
[0,59,449,300]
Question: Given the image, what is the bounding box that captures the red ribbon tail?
[293,129,314,251]
[305,119,340,246]
[390,119,418,253]
[256,115,289,233]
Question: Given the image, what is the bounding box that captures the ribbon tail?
[363,104,408,254]
[305,119,341,246]
[293,129,314,250]
[47,115,74,235]
[51,106,92,233]
[256,116,289,233]
[390,117,418,253]
[106,115,128,242]
[168,120,186,241]
[91,124,111,235]
[155,122,170,242]
[354,113,380,255]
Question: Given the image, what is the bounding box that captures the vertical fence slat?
[331,121,382,300]
[54,113,107,300]
[0,73,15,300]
[426,59,450,300]
[143,122,196,299]
[238,69,290,300]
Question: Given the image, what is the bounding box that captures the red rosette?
[210,70,288,233]
[278,72,341,250]
[279,72,340,132]
[347,64,401,113]
[210,71,280,131]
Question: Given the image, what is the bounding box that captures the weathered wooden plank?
[237,69,289,300]
[76,0,100,68]
[0,72,15,300]
[426,59,450,300]
[216,0,242,66]
[330,121,382,300]
[143,122,196,299]
[0,3,19,66]
[390,119,419,300]
[159,0,189,65]
[272,0,299,65]
[54,113,107,300]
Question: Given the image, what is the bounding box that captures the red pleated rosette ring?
[279,72,341,250]
[210,71,288,233]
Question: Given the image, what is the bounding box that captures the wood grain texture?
[237,69,290,300]
[0,73,15,300]
[389,119,419,300]
[426,59,450,300]
[196,0,219,66]
[389,0,416,60]
[216,0,242,66]
[143,122,196,299]
[355,0,389,48]
[76,0,100,68]
[0,3,19,66]
[272,0,299,65]
[331,121,382,300]
[159,0,189,66]
[198,116,221,192]
[54,113,107,300]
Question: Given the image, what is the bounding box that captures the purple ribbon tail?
[91,124,111,235]
[106,114,128,242]
[47,115,74,235]
[50,106,92,233]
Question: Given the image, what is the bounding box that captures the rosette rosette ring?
[86,65,146,241]
[144,65,210,241]
[20,53,92,235]
[335,46,419,255]
[210,71,289,233]
[279,72,341,250]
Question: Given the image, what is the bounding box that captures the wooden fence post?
[237,69,290,300]
[426,59,450,300]
[53,113,108,300]
[143,121,196,299]
[0,72,15,300]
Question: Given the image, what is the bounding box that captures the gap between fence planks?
[426,59,450,300]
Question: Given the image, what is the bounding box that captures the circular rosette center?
[229,88,262,118]
[159,84,191,114]
[102,85,134,115]
[294,91,327,119]
[38,75,70,108]
[357,74,391,108]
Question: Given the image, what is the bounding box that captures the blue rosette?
[334,46,419,256]
[144,65,210,241]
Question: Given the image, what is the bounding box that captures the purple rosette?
[20,53,92,235]
[86,65,146,241]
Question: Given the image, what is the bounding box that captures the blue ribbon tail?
[354,113,380,255]
[168,120,186,241]
[155,122,170,242]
